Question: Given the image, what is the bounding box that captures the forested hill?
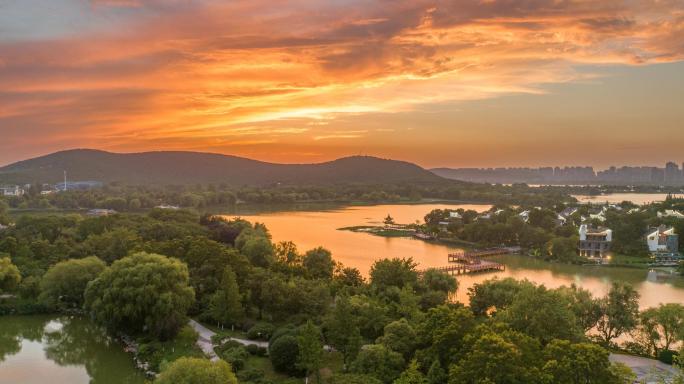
[0,149,444,186]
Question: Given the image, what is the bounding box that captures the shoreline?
[338,224,678,272]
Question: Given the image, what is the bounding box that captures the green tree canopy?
[39,256,106,310]
[208,266,244,326]
[351,344,405,384]
[556,284,602,332]
[449,331,544,384]
[596,282,640,346]
[335,267,365,288]
[240,236,274,268]
[84,252,195,340]
[417,305,476,367]
[377,318,417,359]
[548,236,580,263]
[324,295,363,367]
[0,200,9,225]
[303,247,335,280]
[298,321,324,384]
[420,269,458,294]
[0,256,21,293]
[638,303,684,357]
[394,359,428,384]
[542,339,623,384]
[500,285,582,344]
[81,228,140,264]
[330,374,383,384]
[155,357,237,384]
[269,334,302,376]
[468,278,535,316]
[370,258,418,292]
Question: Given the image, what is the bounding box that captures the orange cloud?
[1,0,683,164]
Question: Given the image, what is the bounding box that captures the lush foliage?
[85,252,195,340]
[2,206,683,383]
[155,357,237,384]
[39,256,106,310]
[0,256,21,293]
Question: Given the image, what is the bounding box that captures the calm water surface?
[231,203,684,308]
[572,193,672,205]
[0,316,144,384]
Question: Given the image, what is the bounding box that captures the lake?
[232,203,684,308]
[0,315,144,384]
[572,193,672,205]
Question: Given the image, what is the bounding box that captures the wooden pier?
[421,249,508,276]
[447,247,521,261]
[428,260,505,276]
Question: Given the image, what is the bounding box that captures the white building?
[0,186,24,197]
[579,224,613,259]
[87,209,117,217]
[646,226,679,254]
[155,204,180,210]
[518,210,530,223]
[557,207,578,226]
[589,212,606,222]
[658,210,684,219]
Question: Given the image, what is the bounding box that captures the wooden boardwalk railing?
[426,260,505,276]
[420,249,509,276]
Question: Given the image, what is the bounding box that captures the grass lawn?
[243,356,290,381]
[240,351,345,384]
[136,325,205,372]
[609,254,651,268]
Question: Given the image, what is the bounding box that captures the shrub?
[219,345,249,371]
[246,344,268,356]
[658,349,678,365]
[247,322,275,340]
[236,368,266,383]
[268,335,303,376]
[269,324,297,345]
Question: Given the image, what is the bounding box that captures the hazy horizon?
[2,1,684,168]
[0,147,681,172]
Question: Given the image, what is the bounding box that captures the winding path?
[189,319,269,362]
[609,353,680,383]
[189,319,220,362]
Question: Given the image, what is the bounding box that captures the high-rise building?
[651,167,665,184]
[665,162,680,185]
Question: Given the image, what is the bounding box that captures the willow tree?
[85,252,195,340]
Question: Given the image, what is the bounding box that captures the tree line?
[0,180,574,212]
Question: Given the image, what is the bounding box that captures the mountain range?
[0,149,444,186]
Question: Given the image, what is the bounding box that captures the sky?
[1,0,683,169]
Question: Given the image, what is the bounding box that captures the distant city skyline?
[1,1,684,168]
[434,161,684,185]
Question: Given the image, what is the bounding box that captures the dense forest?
[0,206,683,383]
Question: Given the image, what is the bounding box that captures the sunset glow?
[1,0,684,167]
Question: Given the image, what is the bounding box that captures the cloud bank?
[1,0,683,163]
